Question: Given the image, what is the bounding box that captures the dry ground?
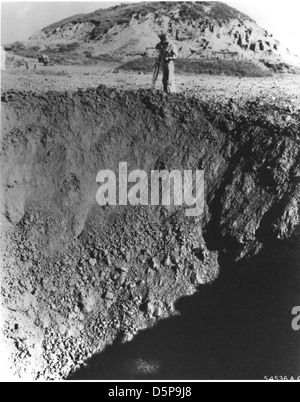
[2,62,300,110]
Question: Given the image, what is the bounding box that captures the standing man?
[155,32,178,94]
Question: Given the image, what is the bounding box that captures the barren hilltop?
[28,1,297,63]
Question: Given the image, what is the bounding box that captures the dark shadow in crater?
[69,243,300,380]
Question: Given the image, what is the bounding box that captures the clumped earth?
[1,82,299,380]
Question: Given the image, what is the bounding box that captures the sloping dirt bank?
[1,87,299,379]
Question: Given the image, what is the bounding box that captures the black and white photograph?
[0,0,299,384]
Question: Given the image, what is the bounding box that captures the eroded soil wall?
[1,87,299,379]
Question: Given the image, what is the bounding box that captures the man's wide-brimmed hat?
[158,32,168,40]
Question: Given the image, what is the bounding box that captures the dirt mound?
[1,87,299,379]
[26,2,297,64]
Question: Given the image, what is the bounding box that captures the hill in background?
[25,2,297,64]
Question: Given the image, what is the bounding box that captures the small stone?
[120,266,129,273]
[154,307,163,317]
[78,313,85,321]
[190,272,198,285]
[198,277,207,285]
[105,291,114,300]
[100,271,106,280]
[151,257,160,271]
[164,255,172,267]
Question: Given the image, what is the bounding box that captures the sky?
[1,0,300,54]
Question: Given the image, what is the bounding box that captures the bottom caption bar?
[93,383,196,398]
